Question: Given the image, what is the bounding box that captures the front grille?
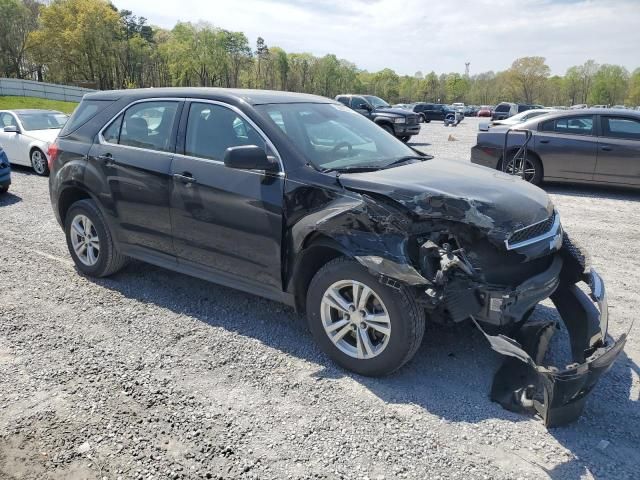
[406,115,419,125]
[507,211,556,247]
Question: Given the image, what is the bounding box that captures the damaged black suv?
[49,88,625,426]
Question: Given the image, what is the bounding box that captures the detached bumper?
[476,267,627,427]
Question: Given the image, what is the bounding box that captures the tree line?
[1,0,639,106]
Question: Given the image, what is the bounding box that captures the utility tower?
[464,62,470,77]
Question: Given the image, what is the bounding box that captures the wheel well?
[498,149,543,177]
[375,119,394,130]
[292,236,346,312]
[58,187,91,224]
[29,146,44,157]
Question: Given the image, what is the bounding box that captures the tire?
[30,148,49,176]
[425,119,431,123]
[502,151,543,186]
[399,136,411,143]
[0,185,8,194]
[64,199,128,277]
[419,114,426,123]
[380,124,394,136]
[306,257,426,377]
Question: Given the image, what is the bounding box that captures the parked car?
[492,102,518,120]
[335,94,420,142]
[569,104,588,110]
[451,102,465,114]
[0,109,68,176]
[49,88,624,426]
[479,108,558,131]
[477,106,493,117]
[411,103,452,123]
[592,105,609,109]
[0,145,10,194]
[392,103,414,110]
[471,109,640,188]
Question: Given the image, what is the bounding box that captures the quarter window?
[118,101,178,152]
[185,103,266,161]
[103,115,122,144]
[602,116,640,140]
[541,116,593,135]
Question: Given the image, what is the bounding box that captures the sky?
[113,0,640,76]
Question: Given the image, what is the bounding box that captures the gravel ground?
[0,117,638,480]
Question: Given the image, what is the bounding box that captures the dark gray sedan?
[471,109,640,188]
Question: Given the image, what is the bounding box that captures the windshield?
[362,95,390,108]
[17,112,67,131]
[256,103,419,171]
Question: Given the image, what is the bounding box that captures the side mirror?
[3,125,19,133]
[355,103,371,111]
[224,145,278,172]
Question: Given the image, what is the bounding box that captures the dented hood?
[339,159,553,236]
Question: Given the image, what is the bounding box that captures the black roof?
[85,87,334,105]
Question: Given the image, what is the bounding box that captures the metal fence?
[0,78,95,103]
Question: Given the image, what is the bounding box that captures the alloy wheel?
[505,157,536,182]
[31,150,47,174]
[320,280,391,360]
[70,214,100,266]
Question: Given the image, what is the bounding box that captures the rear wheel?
[0,185,8,194]
[306,257,426,377]
[30,148,49,176]
[65,199,128,277]
[502,152,543,185]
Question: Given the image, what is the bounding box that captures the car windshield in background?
[17,112,67,130]
[362,95,390,109]
[256,103,417,171]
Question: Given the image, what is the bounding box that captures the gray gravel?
[1,117,638,479]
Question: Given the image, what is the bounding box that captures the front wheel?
[0,185,8,194]
[30,148,49,176]
[306,258,426,376]
[381,124,394,136]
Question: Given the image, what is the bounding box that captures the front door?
[535,114,598,181]
[0,112,24,165]
[87,100,182,256]
[594,115,640,186]
[169,101,284,289]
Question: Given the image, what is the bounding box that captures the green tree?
[506,56,550,103]
[0,0,39,78]
[626,68,640,106]
[589,64,629,105]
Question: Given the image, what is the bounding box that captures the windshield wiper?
[321,165,384,174]
[383,155,428,169]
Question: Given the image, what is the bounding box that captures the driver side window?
[350,97,369,109]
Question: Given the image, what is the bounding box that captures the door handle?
[600,146,613,151]
[173,172,197,184]
[539,139,550,144]
[97,153,115,165]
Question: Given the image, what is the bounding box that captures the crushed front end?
[408,214,626,427]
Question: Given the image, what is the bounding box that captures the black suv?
[411,103,451,123]
[49,88,623,426]
[335,94,420,142]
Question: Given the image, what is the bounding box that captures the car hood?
[338,159,553,241]
[22,129,60,143]
[374,107,411,117]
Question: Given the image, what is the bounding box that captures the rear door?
[594,115,640,186]
[169,100,284,289]
[88,99,182,256]
[534,115,598,181]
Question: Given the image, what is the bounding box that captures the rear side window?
[541,115,593,135]
[601,116,640,140]
[59,99,111,136]
[101,101,178,152]
[185,102,266,161]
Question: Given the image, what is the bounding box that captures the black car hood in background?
[374,107,413,117]
[338,159,553,242]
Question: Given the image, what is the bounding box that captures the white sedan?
[0,109,68,176]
